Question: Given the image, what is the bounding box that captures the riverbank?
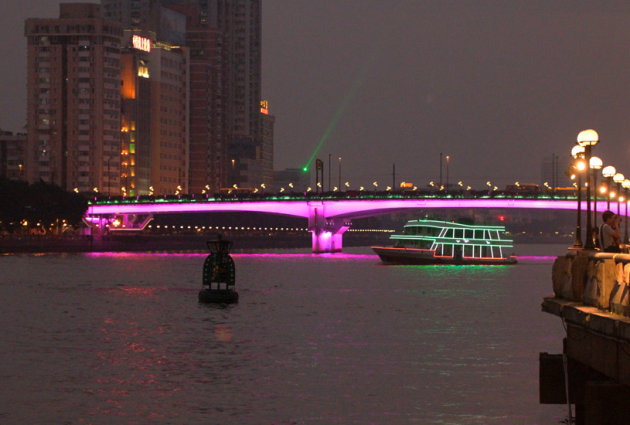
[0,232,389,254]
[0,231,572,254]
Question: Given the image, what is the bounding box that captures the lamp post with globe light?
[590,156,603,227]
[614,173,625,217]
[571,144,586,248]
[602,165,616,209]
[577,129,599,249]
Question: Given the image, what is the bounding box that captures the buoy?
[198,288,239,303]
[198,235,239,304]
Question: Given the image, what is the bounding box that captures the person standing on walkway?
[600,210,621,252]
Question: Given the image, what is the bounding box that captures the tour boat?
[372,219,517,265]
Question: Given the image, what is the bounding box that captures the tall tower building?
[207,1,261,144]
[259,100,274,186]
[162,0,262,189]
[101,0,160,32]
[25,4,123,193]
[120,30,189,196]
[102,0,187,44]
[101,0,264,191]
[0,131,27,180]
[165,4,224,192]
[207,0,262,188]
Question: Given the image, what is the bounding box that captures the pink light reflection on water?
[514,255,557,261]
[83,251,378,260]
[83,251,557,262]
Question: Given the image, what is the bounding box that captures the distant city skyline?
[4,1,630,187]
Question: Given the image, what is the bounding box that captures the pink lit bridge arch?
[85,197,604,253]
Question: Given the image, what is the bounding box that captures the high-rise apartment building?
[120,29,189,196]
[25,4,123,193]
[207,1,263,189]
[206,1,261,144]
[228,99,274,188]
[0,131,27,180]
[158,0,264,189]
[259,100,274,186]
[100,0,266,191]
[165,4,224,192]
[102,0,187,44]
[102,0,159,31]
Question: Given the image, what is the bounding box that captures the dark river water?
[0,244,567,424]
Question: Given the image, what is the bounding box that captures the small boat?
[372,219,517,265]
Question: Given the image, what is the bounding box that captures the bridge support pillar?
[308,203,350,253]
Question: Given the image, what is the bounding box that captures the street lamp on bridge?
[571,144,586,248]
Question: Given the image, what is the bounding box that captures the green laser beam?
[301,1,409,173]
[303,66,371,171]
[302,40,387,173]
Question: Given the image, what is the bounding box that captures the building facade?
[0,131,27,180]
[102,0,188,44]
[102,0,158,30]
[120,30,189,196]
[163,0,263,190]
[210,0,263,188]
[166,3,225,193]
[229,99,274,189]
[207,1,262,144]
[25,1,267,195]
[25,4,123,193]
[259,100,274,187]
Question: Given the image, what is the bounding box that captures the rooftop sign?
[132,35,151,53]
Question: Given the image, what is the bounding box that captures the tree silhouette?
[0,177,87,233]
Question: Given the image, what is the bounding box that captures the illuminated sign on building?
[260,100,269,115]
[132,35,151,53]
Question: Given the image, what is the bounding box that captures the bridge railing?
[87,190,581,206]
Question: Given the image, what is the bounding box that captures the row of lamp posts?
[572,129,630,249]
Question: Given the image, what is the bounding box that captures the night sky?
[4,1,630,187]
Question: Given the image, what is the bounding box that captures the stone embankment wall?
[546,252,630,423]
[552,251,630,316]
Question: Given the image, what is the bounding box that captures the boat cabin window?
[414,226,440,236]
[419,240,432,249]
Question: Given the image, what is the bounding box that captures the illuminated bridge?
[85,193,608,253]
